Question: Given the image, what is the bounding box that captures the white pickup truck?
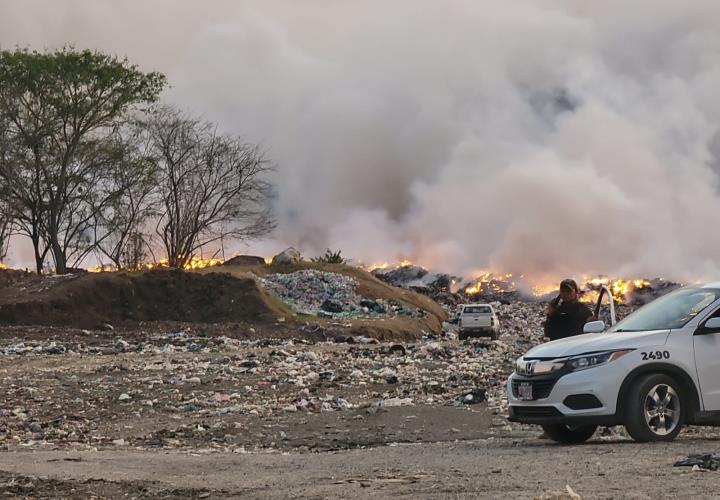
[508,283,720,443]
[458,304,500,340]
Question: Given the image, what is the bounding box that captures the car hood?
[523,329,671,359]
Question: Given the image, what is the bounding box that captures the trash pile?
[373,265,458,294]
[260,269,419,319]
[0,299,558,453]
[0,294,664,455]
[371,264,681,307]
[620,278,682,305]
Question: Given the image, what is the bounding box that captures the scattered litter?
[674,454,720,471]
[535,485,582,500]
[447,388,487,406]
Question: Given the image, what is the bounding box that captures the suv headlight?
[566,350,633,372]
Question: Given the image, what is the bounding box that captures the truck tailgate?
[462,314,492,328]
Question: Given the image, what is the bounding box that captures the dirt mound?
[207,261,448,336]
[222,255,266,266]
[0,269,34,290]
[0,269,280,329]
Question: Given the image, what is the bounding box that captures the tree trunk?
[52,240,67,274]
[33,243,44,275]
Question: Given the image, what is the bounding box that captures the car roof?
[461,303,492,307]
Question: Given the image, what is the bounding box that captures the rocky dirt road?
[2,435,720,499]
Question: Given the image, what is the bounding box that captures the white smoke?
[2,0,720,282]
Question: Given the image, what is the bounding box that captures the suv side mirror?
[697,317,720,335]
[583,320,606,334]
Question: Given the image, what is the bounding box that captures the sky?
[2,1,720,283]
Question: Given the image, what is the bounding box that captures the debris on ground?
[674,454,720,471]
[0,288,657,458]
[447,388,486,406]
[535,485,582,500]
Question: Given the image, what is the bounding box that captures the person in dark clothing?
[544,278,594,340]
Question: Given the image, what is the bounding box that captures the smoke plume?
[2,0,720,282]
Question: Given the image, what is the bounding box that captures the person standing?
[544,279,594,340]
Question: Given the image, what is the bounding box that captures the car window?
[463,306,492,314]
[609,288,720,332]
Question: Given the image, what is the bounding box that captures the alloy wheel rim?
[643,384,680,436]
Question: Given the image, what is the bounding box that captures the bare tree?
[95,126,159,270]
[146,106,275,268]
[120,231,153,270]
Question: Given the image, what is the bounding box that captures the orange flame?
[360,259,415,272]
[462,273,652,304]
[89,257,224,273]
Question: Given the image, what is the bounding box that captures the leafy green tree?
[0,48,166,273]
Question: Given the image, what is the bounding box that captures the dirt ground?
[3,435,720,498]
[2,325,720,498]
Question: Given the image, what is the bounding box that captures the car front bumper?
[506,362,626,426]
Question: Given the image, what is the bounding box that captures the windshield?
[609,287,720,332]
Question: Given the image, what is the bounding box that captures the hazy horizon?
[2,1,720,284]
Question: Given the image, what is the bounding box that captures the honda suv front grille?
[511,378,557,400]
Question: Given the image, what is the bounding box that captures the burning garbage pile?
[260,269,421,319]
[371,262,680,307]
[580,277,679,305]
[456,274,679,306]
[372,265,458,293]
[371,265,463,306]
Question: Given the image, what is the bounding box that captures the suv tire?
[541,424,597,444]
[624,373,683,442]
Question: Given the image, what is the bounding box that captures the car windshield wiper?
[614,329,639,332]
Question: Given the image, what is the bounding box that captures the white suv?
[507,283,720,443]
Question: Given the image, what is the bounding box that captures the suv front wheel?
[624,373,683,442]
